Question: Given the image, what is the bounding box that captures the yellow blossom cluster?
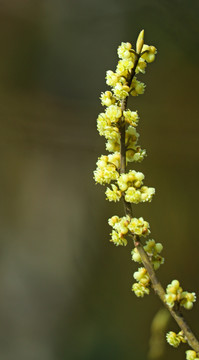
[131,239,164,270]
[104,169,155,203]
[131,239,164,297]
[94,153,120,185]
[132,267,150,297]
[186,351,199,360]
[96,106,146,156]
[128,217,150,236]
[108,215,130,246]
[100,91,116,107]
[95,155,155,202]
[94,30,157,237]
[166,331,186,348]
[117,170,155,203]
[96,103,145,158]
[108,215,150,246]
[106,37,156,99]
[94,31,157,218]
[165,280,196,310]
[105,184,122,202]
[94,30,157,171]
[123,110,139,127]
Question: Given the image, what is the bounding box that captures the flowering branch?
[94,30,199,359]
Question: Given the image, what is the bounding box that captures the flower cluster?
[131,239,164,270]
[118,170,144,191]
[94,154,120,185]
[166,331,186,348]
[94,30,156,208]
[108,215,150,246]
[131,239,164,297]
[104,169,155,203]
[94,29,199,359]
[105,32,157,100]
[132,267,150,297]
[186,351,199,360]
[96,107,145,161]
[118,170,155,203]
[165,280,196,310]
[108,215,130,246]
[128,217,150,236]
[95,31,157,300]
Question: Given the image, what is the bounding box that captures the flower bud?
[136,29,144,54]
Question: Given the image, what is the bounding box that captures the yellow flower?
[105,104,122,123]
[117,170,145,192]
[132,282,150,297]
[180,291,196,310]
[94,155,119,185]
[100,91,116,107]
[165,280,196,309]
[108,215,119,227]
[141,44,157,63]
[106,138,120,152]
[128,217,150,237]
[106,70,119,86]
[125,187,141,204]
[136,57,147,74]
[130,78,146,96]
[117,42,132,59]
[110,230,127,246]
[106,184,122,202]
[126,148,146,163]
[96,113,108,136]
[116,59,134,75]
[131,248,142,263]
[113,82,130,100]
[134,267,150,284]
[108,152,120,168]
[166,331,181,348]
[125,126,139,148]
[140,186,155,202]
[123,109,139,126]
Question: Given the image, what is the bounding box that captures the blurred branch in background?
[148,308,170,360]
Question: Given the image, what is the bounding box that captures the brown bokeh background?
[0,1,198,359]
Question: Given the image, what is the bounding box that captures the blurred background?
[0,0,198,359]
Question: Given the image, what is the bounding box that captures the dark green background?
[0,0,198,359]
